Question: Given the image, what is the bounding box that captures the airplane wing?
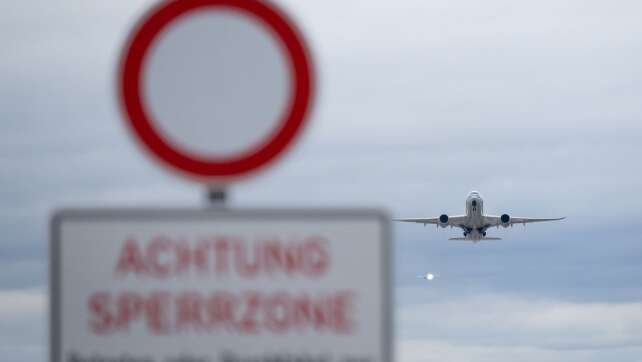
[394,215,468,227]
[485,215,565,227]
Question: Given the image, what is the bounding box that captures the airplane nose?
[471,200,477,207]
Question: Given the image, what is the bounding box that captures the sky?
[2,0,642,361]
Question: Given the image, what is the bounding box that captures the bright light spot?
[426,273,434,280]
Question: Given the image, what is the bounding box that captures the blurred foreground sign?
[51,209,391,362]
[118,0,314,183]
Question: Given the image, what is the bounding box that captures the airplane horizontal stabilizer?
[448,237,502,240]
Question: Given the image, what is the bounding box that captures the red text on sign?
[88,290,354,336]
[115,235,330,279]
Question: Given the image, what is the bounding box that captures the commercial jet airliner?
[395,191,565,242]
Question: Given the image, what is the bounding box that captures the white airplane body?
[395,191,565,242]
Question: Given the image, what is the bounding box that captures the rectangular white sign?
[51,209,391,362]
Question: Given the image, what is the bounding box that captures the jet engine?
[500,214,510,228]
[439,214,449,228]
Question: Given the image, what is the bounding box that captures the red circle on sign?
[119,0,314,181]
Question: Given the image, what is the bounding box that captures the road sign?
[51,209,391,362]
[119,0,314,182]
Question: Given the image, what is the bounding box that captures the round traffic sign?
[119,0,314,182]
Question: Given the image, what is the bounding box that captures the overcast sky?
[2,0,642,361]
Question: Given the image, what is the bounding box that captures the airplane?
[395,191,565,242]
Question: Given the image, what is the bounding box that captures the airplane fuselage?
[463,191,486,240]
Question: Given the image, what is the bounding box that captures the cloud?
[398,292,642,351]
[0,289,46,362]
[398,340,592,362]
[398,339,642,362]
[0,289,44,321]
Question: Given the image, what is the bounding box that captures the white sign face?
[143,10,290,159]
[51,210,391,362]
